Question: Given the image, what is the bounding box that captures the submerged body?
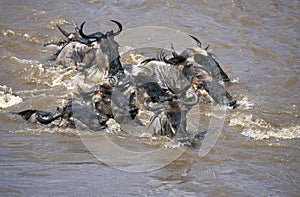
[14,99,74,127]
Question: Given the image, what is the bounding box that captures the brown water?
[1,0,299,196]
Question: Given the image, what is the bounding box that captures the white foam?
[45,67,78,89]
[2,30,41,44]
[237,96,254,110]
[2,29,16,37]
[10,56,40,65]
[9,55,78,90]
[12,127,81,136]
[0,85,23,108]
[230,77,239,83]
[229,113,300,140]
[105,119,122,133]
[241,126,300,140]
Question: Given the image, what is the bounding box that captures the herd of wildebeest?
[14,20,237,145]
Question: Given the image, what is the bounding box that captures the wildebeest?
[44,22,93,67]
[78,20,127,84]
[46,20,126,86]
[75,82,140,127]
[13,98,74,127]
[124,35,237,145]
[75,83,114,128]
[128,61,199,145]
[141,36,237,108]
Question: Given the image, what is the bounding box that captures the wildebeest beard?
[165,101,182,135]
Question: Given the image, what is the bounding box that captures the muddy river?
[0,0,299,196]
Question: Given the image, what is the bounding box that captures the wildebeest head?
[185,35,231,82]
[160,36,231,83]
[153,38,236,107]
[79,20,124,80]
[192,73,236,107]
[53,20,125,84]
[134,63,198,143]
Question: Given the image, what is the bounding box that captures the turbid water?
[0,0,299,196]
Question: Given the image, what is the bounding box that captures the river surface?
[0,0,299,196]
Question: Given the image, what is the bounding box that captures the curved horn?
[56,25,71,38]
[143,97,168,111]
[79,22,88,39]
[79,22,104,40]
[110,20,122,36]
[35,111,62,124]
[179,91,199,106]
[189,35,202,48]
